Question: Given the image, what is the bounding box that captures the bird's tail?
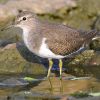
[96,31,100,36]
[85,30,100,40]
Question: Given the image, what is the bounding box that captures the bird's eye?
[23,17,26,21]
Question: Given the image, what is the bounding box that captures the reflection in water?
[0,74,100,100]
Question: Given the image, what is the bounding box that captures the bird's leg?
[47,59,53,92]
[59,59,63,80]
[59,59,63,93]
[47,59,53,78]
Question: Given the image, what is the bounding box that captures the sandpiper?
[1,11,99,81]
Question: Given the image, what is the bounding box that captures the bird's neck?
[21,27,35,51]
[22,26,42,54]
[22,26,31,41]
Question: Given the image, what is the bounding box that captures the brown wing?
[41,22,85,55]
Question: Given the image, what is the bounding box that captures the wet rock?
[47,50,100,79]
[0,42,46,75]
[9,91,61,100]
[90,39,100,51]
[61,0,100,30]
[88,52,100,66]
[0,78,28,88]
[67,96,100,100]
[0,91,100,100]
[65,50,100,78]
[0,39,14,47]
[69,50,95,65]
[0,27,22,45]
[83,51,100,79]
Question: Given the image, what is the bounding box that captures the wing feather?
[41,22,85,55]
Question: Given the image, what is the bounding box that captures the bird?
[1,11,99,85]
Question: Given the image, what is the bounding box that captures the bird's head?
[1,10,38,31]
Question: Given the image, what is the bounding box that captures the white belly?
[38,38,65,59]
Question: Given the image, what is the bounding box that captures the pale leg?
[47,59,53,92]
[59,59,63,93]
[59,59,63,79]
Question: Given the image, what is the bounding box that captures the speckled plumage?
[13,11,98,58]
[39,21,97,56]
[41,22,84,55]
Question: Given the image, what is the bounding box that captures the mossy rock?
[0,43,46,75]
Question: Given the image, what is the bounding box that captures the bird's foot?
[59,75,62,80]
[58,75,63,93]
[46,76,53,93]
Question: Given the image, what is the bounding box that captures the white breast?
[38,38,65,59]
[23,28,30,47]
[22,27,34,52]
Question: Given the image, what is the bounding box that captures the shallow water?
[0,74,100,100]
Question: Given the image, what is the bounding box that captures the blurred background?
[0,0,100,100]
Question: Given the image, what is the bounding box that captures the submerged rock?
[0,78,28,87]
